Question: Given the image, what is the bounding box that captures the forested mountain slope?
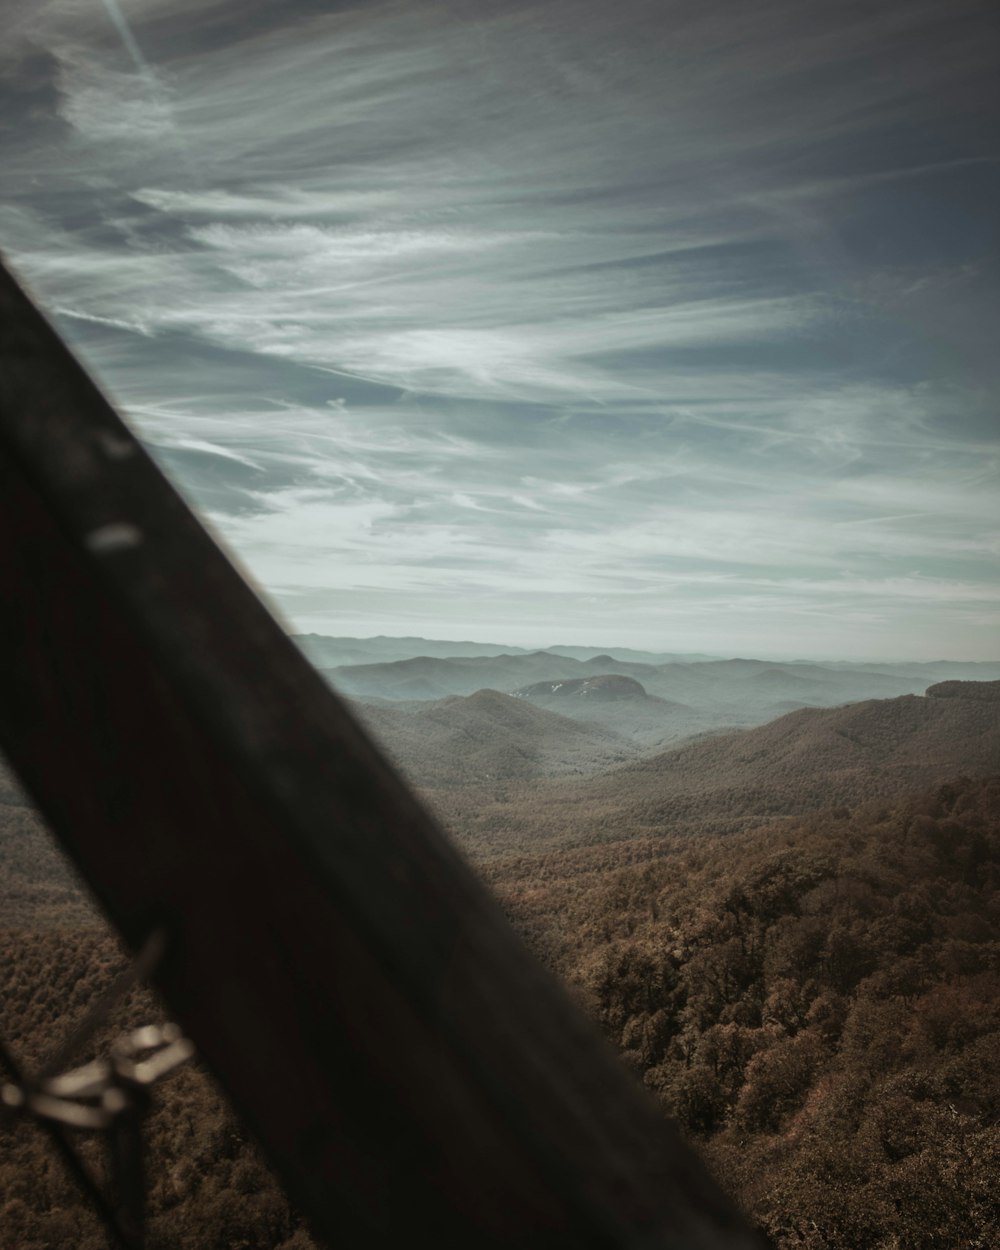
[615,687,1000,817]
[493,774,1000,1249]
[927,678,1000,702]
[434,688,1000,857]
[352,687,634,784]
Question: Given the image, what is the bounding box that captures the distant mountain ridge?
[294,633,1000,675]
[310,643,1000,744]
[319,651,663,702]
[293,633,719,670]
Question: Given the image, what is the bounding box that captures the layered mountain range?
[290,635,1000,799]
[301,637,1000,758]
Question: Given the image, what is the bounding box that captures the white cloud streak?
[2,0,998,656]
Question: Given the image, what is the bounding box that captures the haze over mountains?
[294,633,1000,784]
[7,634,998,927]
[295,634,720,669]
[352,688,634,786]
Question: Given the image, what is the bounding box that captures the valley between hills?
[2,636,1000,1249]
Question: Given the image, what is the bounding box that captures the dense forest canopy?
[1,685,1000,1250]
[497,775,1000,1247]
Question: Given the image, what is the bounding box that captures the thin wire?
[0,1031,137,1250]
[1,929,169,1250]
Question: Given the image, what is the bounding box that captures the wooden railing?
[0,257,766,1249]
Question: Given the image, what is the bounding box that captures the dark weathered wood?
[0,256,764,1248]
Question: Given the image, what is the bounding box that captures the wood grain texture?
[0,257,766,1248]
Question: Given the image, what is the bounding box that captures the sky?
[2,0,998,659]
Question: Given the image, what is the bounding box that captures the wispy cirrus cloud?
[1,0,998,656]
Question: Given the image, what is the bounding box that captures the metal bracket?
[2,1023,195,1130]
[0,931,194,1250]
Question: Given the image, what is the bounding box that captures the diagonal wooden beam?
[0,256,764,1249]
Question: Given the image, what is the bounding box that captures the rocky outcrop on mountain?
[926,679,1000,701]
[513,675,649,702]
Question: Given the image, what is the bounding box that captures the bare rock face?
[514,674,649,702]
[926,679,1000,702]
